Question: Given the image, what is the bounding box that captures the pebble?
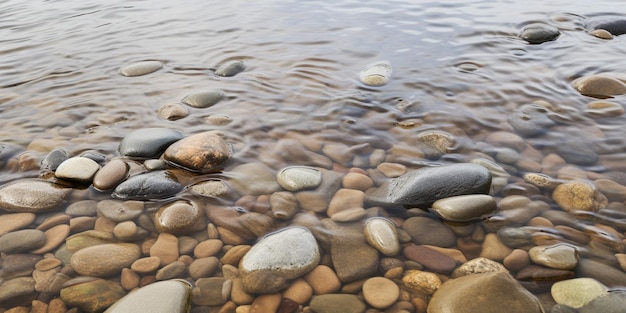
[303,265,342,295]
[552,180,606,213]
[240,227,320,294]
[188,257,220,280]
[104,279,192,313]
[572,74,626,98]
[205,205,255,241]
[479,233,513,261]
[157,102,189,120]
[118,60,163,76]
[523,172,562,189]
[269,191,298,220]
[556,136,599,166]
[428,271,543,313]
[65,200,97,217]
[515,264,574,281]
[528,244,579,270]
[65,230,115,253]
[414,130,455,159]
[295,169,342,213]
[364,217,400,256]
[586,16,626,35]
[0,277,36,303]
[585,100,625,118]
[0,212,36,236]
[342,172,374,191]
[0,254,42,281]
[551,278,607,308]
[227,162,282,196]
[496,227,533,248]
[182,89,224,108]
[154,199,204,235]
[163,131,231,173]
[590,28,613,39]
[401,269,441,295]
[403,244,457,274]
[507,103,556,137]
[31,224,71,254]
[309,294,366,313]
[451,257,507,279]
[131,256,162,274]
[93,159,129,191]
[362,277,400,309]
[40,148,68,171]
[194,239,224,258]
[54,156,101,182]
[215,60,246,77]
[431,194,497,222]
[189,179,232,198]
[282,278,313,305]
[503,249,530,271]
[97,199,144,222]
[192,277,232,306]
[276,166,322,191]
[359,62,392,86]
[376,162,406,178]
[60,279,126,313]
[401,216,456,247]
[150,233,180,266]
[323,219,379,283]
[118,127,184,159]
[327,188,365,217]
[155,260,186,280]
[595,178,626,202]
[0,179,70,213]
[112,170,183,200]
[519,23,560,44]
[71,243,141,277]
[576,258,626,288]
[579,290,626,313]
[366,163,491,208]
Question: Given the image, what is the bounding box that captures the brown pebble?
[31,299,49,313]
[250,293,282,313]
[131,256,161,273]
[0,213,36,236]
[194,239,224,258]
[403,244,457,274]
[304,265,342,295]
[277,298,300,313]
[342,172,374,191]
[31,224,70,254]
[120,268,140,291]
[326,188,365,217]
[189,257,220,280]
[217,226,249,245]
[93,159,129,191]
[503,249,530,272]
[220,245,251,266]
[36,214,71,231]
[231,277,255,305]
[282,278,313,305]
[69,216,97,233]
[376,162,407,178]
[35,257,62,271]
[48,298,67,313]
[150,233,179,266]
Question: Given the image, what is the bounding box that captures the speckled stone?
[551,278,607,308]
[71,243,141,277]
[104,279,192,313]
[552,180,607,213]
[359,62,392,86]
[119,60,163,76]
[452,257,508,278]
[163,131,231,173]
[0,179,70,213]
[402,269,441,295]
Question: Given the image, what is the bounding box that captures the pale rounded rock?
[276,166,322,191]
[182,90,224,108]
[215,60,245,77]
[585,100,625,118]
[118,60,163,77]
[70,243,141,277]
[528,244,579,270]
[519,23,560,44]
[362,277,399,309]
[269,191,298,220]
[452,257,508,278]
[97,200,144,222]
[551,278,608,308]
[359,62,392,86]
[326,188,365,217]
[157,102,189,121]
[431,194,497,222]
[342,172,374,191]
[0,179,70,213]
[55,157,101,182]
[154,199,204,235]
[104,279,192,313]
[364,217,400,256]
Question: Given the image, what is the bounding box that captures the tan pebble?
[552,180,607,212]
[0,213,36,236]
[590,29,613,39]
[141,237,156,255]
[31,224,70,254]
[218,226,249,245]
[222,264,240,279]
[528,216,553,228]
[341,278,367,294]
[113,221,139,240]
[402,270,441,295]
[94,216,116,233]
[150,233,179,266]
[616,253,626,271]
[188,257,220,280]
[342,172,374,191]
[31,300,48,313]
[411,297,428,313]
[194,239,224,258]
[36,214,71,231]
[304,265,341,294]
[131,256,161,273]
[178,255,194,266]
[207,223,220,239]
[140,275,157,287]
[384,267,404,280]
[282,278,313,305]
[503,249,530,271]
[326,188,365,217]
[330,207,367,222]
[523,172,562,189]
[516,158,542,173]
[236,305,251,313]
[220,245,251,266]
[33,268,58,292]
[362,277,400,309]
[249,293,282,313]
[120,268,140,291]
[479,233,513,262]
[48,298,67,313]
[6,306,30,313]
[69,216,97,233]
[586,100,624,118]
[322,143,352,165]
[231,278,255,305]
[93,158,129,191]
[157,102,189,121]
[556,165,588,181]
[35,257,62,271]
[376,162,406,178]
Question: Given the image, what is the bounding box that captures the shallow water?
[2,0,626,311]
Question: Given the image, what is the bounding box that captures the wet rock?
[150,233,179,266]
[65,230,116,253]
[551,277,607,308]
[60,279,126,313]
[362,277,399,309]
[431,194,497,222]
[96,200,144,222]
[515,264,575,282]
[519,23,560,44]
[366,163,491,208]
[93,159,129,191]
[452,257,508,278]
[70,243,141,277]
[54,157,101,182]
[508,103,556,137]
[118,128,184,159]
[112,170,183,200]
[572,74,626,98]
[403,244,457,274]
[303,265,341,295]
[579,290,626,313]
[401,216,456,247]
[189,179,232,198]
[427,271,544,313]
[276,166,322,191]
[323,220,379,283]
[118,60,163,77]
[585,100,625,118]
[240,227,320,294]
[155,260,186,280]
[364,217,400,256]
[157,102,189,121]
[577,258,626,288]
[327,188,365,217]
[586,16,626,36]
[0,229,46,253]
[104,279,191,313]
[552,180,607,213]
[497,227,534,248]
[342,172,374,191]
[188,257,220,280]
[0,179,70,213]
[0,277,35,303]
[402,269,441,295]
[309,294,366,313]
[154,199,204,235]
[181,90,224,108]
[0,254,42,281]
[0,213,36,236]
[359,62,392,86]
[227,162,282,196]
[590,28,613,39]
[556,136,598,166]
[163,131,231,173]
[414,130,455,159]
[192,277,232,306]
[40,149,68,172]
[215,60,245,77]
[205,205,256,241]
[269,192,298,220]
[529,244,578,270]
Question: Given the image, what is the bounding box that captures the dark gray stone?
[118,128,184,159]
[586,16,626,36]
[215,60,245,77]
[366,163,491,209]
[579,290,626,313]
[112,170,183,200]
[520,23,560,44]
[556,137,598,166]
[40,149,68,171]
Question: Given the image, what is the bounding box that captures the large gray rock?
[112,171,183,200]
[366,163,491,209]
[105,280,192,313]
[118,128,184,159]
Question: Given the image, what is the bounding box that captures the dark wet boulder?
[112,170,183,200]
[118,128,184,159]
[586,16,626,36]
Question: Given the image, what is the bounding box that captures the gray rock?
[0,254,42,281]
[586,16,626,36]
[240,227,320,294]
[0,277,35,303]
[0,179,70,213]
[366,163,491,209]
[119,60,163,77]
[0,229,46,253]
[579,290,626,313]
[276,166,322,191]
[181,90,224,108]
[576,259,626,288]
[0,143,23,169]
[40,148,68,171]
[497,227,534,248]
[431,194,497,222]
[507,104,556,137]
[118,128,184,159]
[65,200,98,217]
[112,170,183,200]
[556,136,598,166]
[215,60,245,77]
[401,216,456,247]
[520,23,560,44]
[104,279,192,313]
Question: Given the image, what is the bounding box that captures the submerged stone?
[572,74,626,98]
[40,148,68,171]
[55,157,101,182]
[215,60,245,77]
[0,179,70,213]
[112,171,183,200]
[163,132,231,173]
[181,90,224,108]
[551,278,607,309]
[118,60,163,77]
[154,200,204,235]
[586,16,626,36]
[431,194,497,222]
[519,23,560,44]
[104,279,192,313]
[507,103,556,137]
[60,279,126,313]
[359,62,392,86]
[276,166,322,191]
[118,128,184,159]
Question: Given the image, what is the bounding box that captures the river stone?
[118,60,163,77]
[579,290,626,313]
[401,216,456,247]
[556,136,598,166]
[362,277,399,309]
[323,219,379,283]
[65,230,116,253]
[104,279,191,313]
[586,16,626,36]
[519,23,560,44]
[181,90,224,108]
[0,179,69,213]
[452,257,508,278]
[96,200,144,222]
[118,128,184,159]
[60,279,126,313]
[240,227,320,294]
[163,131,231,173]
[70,243,141,277]
[529,244,579,270]
[215,60,245,77]
[41,148,68,171]
[93,159,129,191]
[0,229,46,253]
[0,213,35,236]
[157,102,189,121]
[276,166,322,191]
[552,180,606,213]
[585,100,625,118]
[572,74,626,98]
[309,294,366,313]
[112,170,183,200]
[359,62,392,86]
[507,103,556,137]
[431,194,497,222]
[192,277,232,306]
[0,277,36,303]
[415,130,455,159]
[54,157,101,182]
[427,271,544,313]
[402,269,442,295]
[364,217,400,256]
[366,163,491,208]
[227,162,282,196]
[551,278,607,308]
[154,199,204,235]
[576,258,626,288]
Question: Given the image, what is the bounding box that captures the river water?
[2,0,626,312]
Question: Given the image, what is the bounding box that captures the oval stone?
[0,229,46,253]
[112,171,183,200]
[0,213,36,236]
[96,200,144,222]
[364,217,400,256]
[0,179,70,213]
[181,90,224,108]
[528,244,579,270]
[276,166,322,191]
[154,200,204,235]
[119,60,163,77]
[572,74,626,98]
[104,279,192,313]
[93,159,129,191]
[70,243,141,277]
[118,128,184,159]
[359,62,392,86]
[362,277,399,309]
[157,103,189,121]
[55,157,101,182]
[586,16,626,36]
[519,23,560,44]
[431,194,497,222]
[163,132,231,173]
[60,279,126,313]
[310,294,366,313]
[215,60,245,77]
[551,278,608,308]
[40,148,68,172]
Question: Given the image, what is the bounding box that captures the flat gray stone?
[118,128,184,159]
